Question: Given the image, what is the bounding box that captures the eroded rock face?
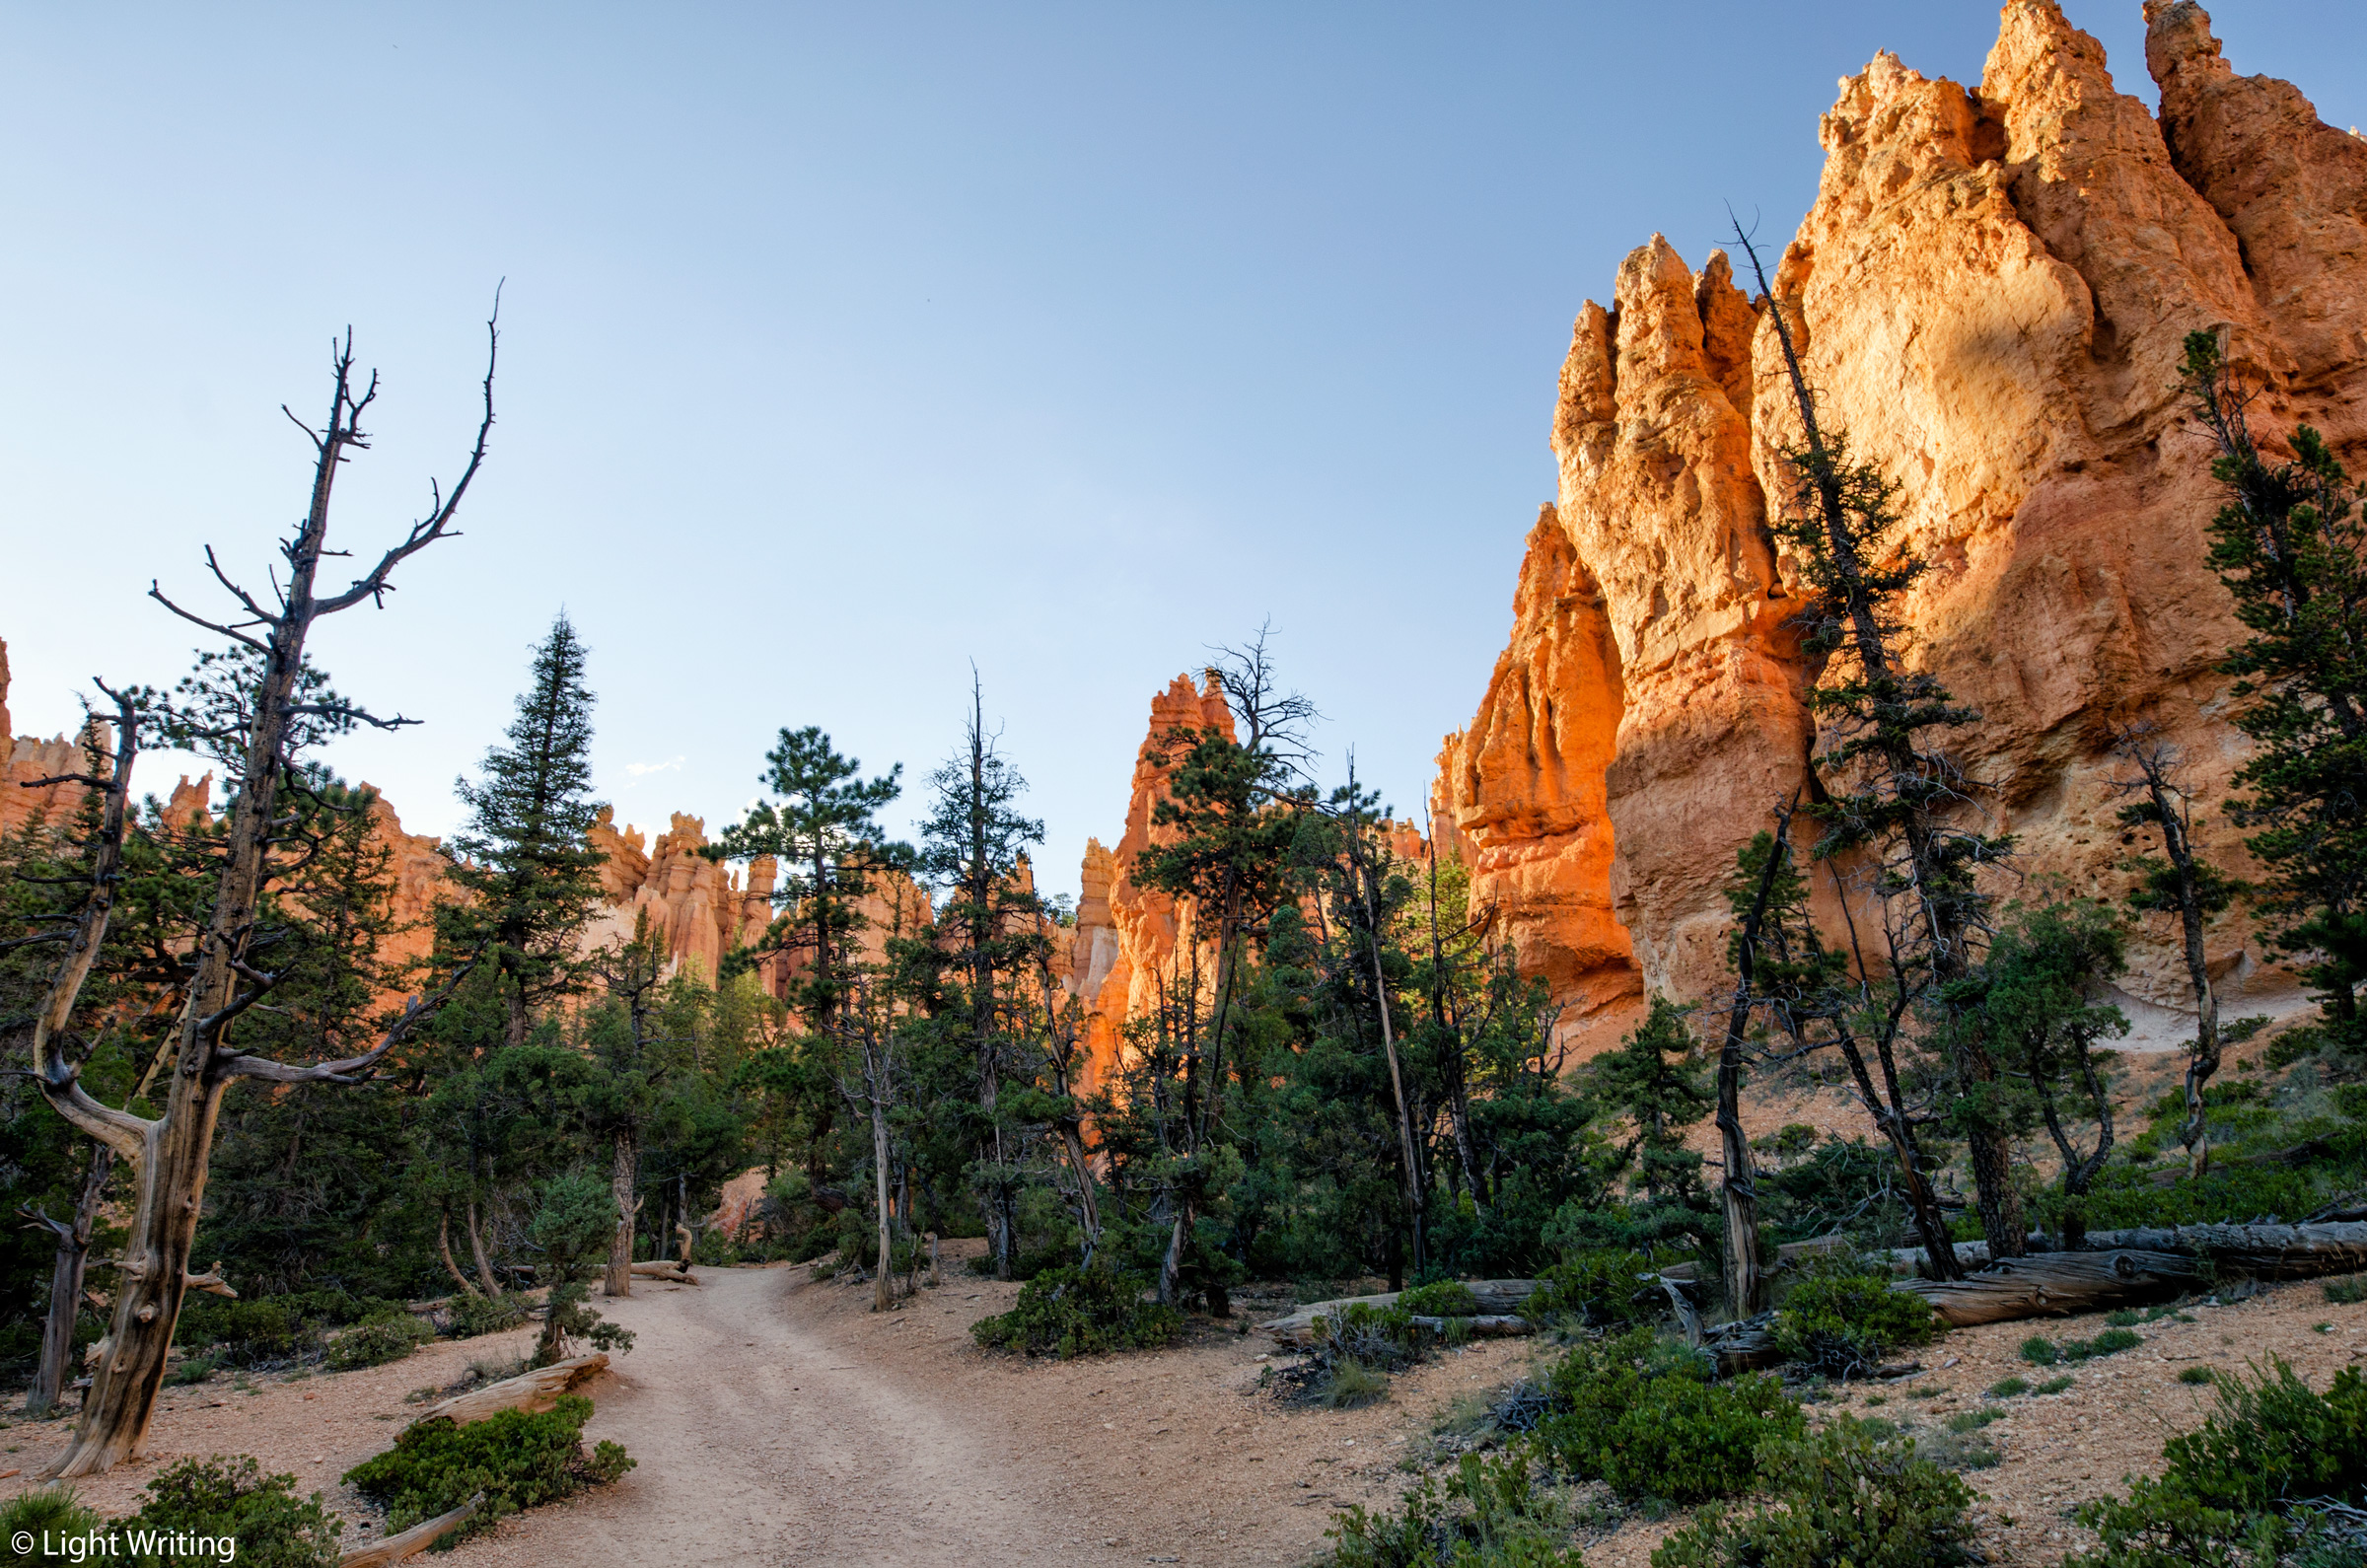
[584,807,778,980]
[1439,0,2359,1033]
[1064,672,1236,1091]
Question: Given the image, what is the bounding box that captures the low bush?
[166,1352,222,1387]
[1327,1453,1583,1568]
[1988,1376,2031,1398]
[1769,1255,1938,1378]
[2025,1326,2144,1368]
[444,1291,533,1340]
[1314,1303,1430,1376]
[2325,1276,2367,1306]
[1317,1359,1392,1410]
[968,1265,1182,1359]
[1531,1328,1805,1504]
[1520,1249,1657,1329]
[1399,1281,1482,1319]
[2070,1358,2367,1568]
[1652,1417,1978,1568]
[0,1488,107,1552]
[118,1455,345,1568]
[174,1297,304,1366]
[2035,1375,2075,1395]
[343,1393,632,1537]
[2180,1365,2217,1385]
[324,1310,431,1372]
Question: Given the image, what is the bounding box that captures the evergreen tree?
[710,727,902,1029]
[443,615,609,1049]
[1967,899,2129,1247]
[2182,331,2367,1055]
[1582,997,1714,1251]
[1738,227,2016,1269]
[914,676,1049,1280]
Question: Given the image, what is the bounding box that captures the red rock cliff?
[1438,0,2365,1039]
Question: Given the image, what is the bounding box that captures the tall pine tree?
[709,727,902,1030]
[443,615,609,1048]
[2183,331,2367,1053]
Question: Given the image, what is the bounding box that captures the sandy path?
[449,1264,1070,1567]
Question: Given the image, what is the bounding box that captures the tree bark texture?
[605,1128,637,1299]
[25,1144,113,1418]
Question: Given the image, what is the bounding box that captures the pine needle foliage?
[2182,331,2367,1053]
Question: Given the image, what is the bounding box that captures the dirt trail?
[451,1264,1078,1567]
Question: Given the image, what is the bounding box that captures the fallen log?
[1897,1248,2210,1327]
[2079,1222,2367,1279]
[337,1491,485,1567]
[1257,1280,1541,1346]
[409,1353,608,1429]
[628,1260,698,1285]
[1407,1314,1534,1339]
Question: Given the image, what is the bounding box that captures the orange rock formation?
[1064,672,1237,1090]
[1437,0,2362,1040]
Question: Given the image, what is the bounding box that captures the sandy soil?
[5,1249,2361,1566]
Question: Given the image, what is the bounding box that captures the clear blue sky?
[4,3,2359,903]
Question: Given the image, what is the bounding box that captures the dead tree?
[2111,724,2237,1175]
[1715,796,1800,1317]
[30,319,495,1476]
[20,1141,114,1418]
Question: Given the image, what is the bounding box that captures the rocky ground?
[4,1243,2360,1565]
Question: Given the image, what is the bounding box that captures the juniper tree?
[1736,226,2018,1263]
[2182,331,2367,1056]
[710,727,902,1030]
[443,614,609,1049]
[1969,899,2129,1248]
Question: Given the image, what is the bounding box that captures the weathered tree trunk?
[338,1491,486,1568]
[1898,1247,2210,1326]
[869,1056,895,1314]
[32,326,494,1477]
[410,1353,608,1429]
[2080,1221,2367,1278]
[605,1128,637,1299]
[466,1199,501,1298]
[25,1144,113,1418]
[436,1211,482,1300]
[1717,806,1789,1318]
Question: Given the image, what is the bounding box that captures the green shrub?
[1327,1453,1582,1568]
[2021,1335,2060,1366]
[2179,1366,2216,1385]
[174,1297,304,1365]
[166,1352,222,1387]
[1532,1328,1805,1504]
[968,1265,1182,1359]
[2036,1375,2075,1395]
[1314,1302,1431,1375]
[2068,1358,2367,1568]
[343,1393,632,1537]
[0,1488,107,1554]
[118,1455,344,1568]
[445,1291,533,1340]
[2325,1276,2367,1306]
[1521,1249,1656,1329]
[2107,1309,2142,1327]
[1652,1417,1978,1568]
[325,1310,431,1372]
[2025,1325,2145,1368]
[1399,1280,1482,1319]
[1988,1376,2030,1398]
[1770,1256,1937,1378]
